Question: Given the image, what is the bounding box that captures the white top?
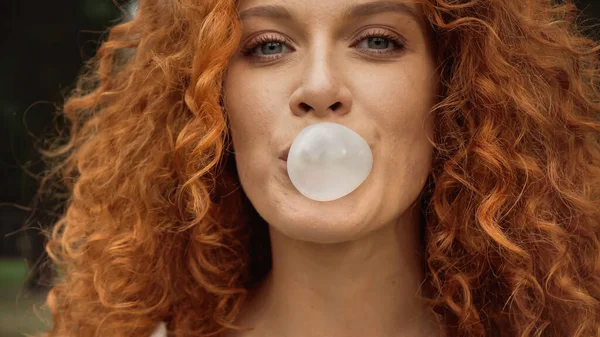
[150,322,167,337]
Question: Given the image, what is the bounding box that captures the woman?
[41,0,600,336]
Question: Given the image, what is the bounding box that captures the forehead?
[236,0,423,25]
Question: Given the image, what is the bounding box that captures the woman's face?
[223,0,438,243]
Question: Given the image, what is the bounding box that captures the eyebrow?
[238,1,421,23]
[238,4,292,21]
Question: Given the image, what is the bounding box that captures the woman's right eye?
[240,35,294,61]
[252,41,292,55]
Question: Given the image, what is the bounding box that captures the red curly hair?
[39,0,600,336]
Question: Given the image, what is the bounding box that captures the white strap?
[150,321,167,337]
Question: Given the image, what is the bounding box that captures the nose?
[289,51,352,118]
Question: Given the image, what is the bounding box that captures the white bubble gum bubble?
[286,122,373,202]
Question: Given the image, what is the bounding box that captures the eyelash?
[240,30,406,62]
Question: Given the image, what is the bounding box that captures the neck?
[233,205,441,337]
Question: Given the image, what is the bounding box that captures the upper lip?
[279,145,291,161]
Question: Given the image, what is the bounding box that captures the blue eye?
[257,42,291,55]
[352,31,406,54]
[362,37,390,49]
[241,34,293,59]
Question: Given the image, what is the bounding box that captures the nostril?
[299,102,312,113]
[330,102,341,111]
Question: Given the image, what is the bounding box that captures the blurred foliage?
[0,0,127,292]
[0,259,28,287]
[1,0,123,206]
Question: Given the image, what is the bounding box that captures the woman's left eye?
[351,31,406,55]
[359,36,392,49]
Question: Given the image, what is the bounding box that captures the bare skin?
[222,0,441,336]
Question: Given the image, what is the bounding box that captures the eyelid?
[241,32,295,53]
[350,28,406,48]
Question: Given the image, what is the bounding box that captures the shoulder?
[150,321,167,337]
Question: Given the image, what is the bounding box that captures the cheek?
[358,77,431,139]
[223,69,283,173]
[354,64,435,195]
[225,77,263,147]
[355,57,437,139]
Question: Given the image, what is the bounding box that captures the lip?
[278,145,291,161]
[277,127,374,162]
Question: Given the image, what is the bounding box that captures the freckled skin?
[224,0,438,243]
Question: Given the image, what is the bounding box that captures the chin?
[273,212,370,244]
[261,176,382,244]
[238,160,390,244]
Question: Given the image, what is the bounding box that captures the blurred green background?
[0,259,49,336]
[0,1,598,337]
[1,1,134,336]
